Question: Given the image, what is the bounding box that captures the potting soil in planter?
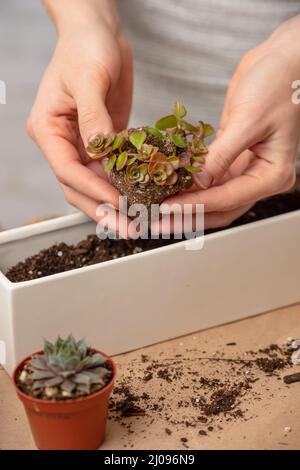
[5,190,300,283]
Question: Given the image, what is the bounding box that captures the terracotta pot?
[13,350,116,450]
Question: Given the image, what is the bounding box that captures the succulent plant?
[85,101,214,188]
[85,102,214,214]
[148,153,178,186]
[125,162,150,185]
[18,335,112,400]
[86,132,116,159]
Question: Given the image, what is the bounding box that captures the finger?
[86,160,109,180]
[162,160,284,213]
[204,204,253,229]
[205,111,262,183]
[71,68,114,146]
[107,35,133,131]
[151,204,252,235]
[61,184,130,239]
[36,128,121,208]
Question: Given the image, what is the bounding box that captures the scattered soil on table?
[5,190,300,282]
[283,372,300,384]
[108,341,295,448]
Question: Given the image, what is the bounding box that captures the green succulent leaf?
[155,114,177,131]
[112,133,124,151]
[192,156,206,163]
[169,133,187,148]
[29,355,48,370]
[203,122,214,137]
[127,155,137,166]
[180,120,199,134]
[104,154,117,172]
[185,166,203,173]
[91,366,112,378]
[129,131,147,150]
[77,338,88,358]
[32,380,49,390]
[44,376,64,387]
[82,371,106,385]
[116,151,128,171]
[44,340,55,356]
[72,372,91,385]
[77,383,91,395]
[89,353,108,367]
[61,379,76,394]
[190,140,208,155]
[173,101,187,120]
[30,370,56,380]
[146,127,163,138]
[60,370,76,378]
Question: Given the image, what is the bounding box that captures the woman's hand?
[160,15,300,230]
[27,0,133,237]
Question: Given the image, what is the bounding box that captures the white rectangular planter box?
[1,204,300,375]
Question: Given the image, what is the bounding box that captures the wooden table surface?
[1,304,300,450]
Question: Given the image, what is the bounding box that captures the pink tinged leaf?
[166,172,178,185]
[149,152,167,165]
[139,163,149,176]
[165,162,175,176]
[143,174,150,184]
[167,156,180,170]
[89,147,112,160]
[178,152,191,168]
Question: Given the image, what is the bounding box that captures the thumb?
[205,117,259,183]
[73,72,114,147]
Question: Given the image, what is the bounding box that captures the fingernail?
[193,169,213,189]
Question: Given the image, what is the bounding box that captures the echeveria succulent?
[18,335,112,400]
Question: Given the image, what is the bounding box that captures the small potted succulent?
[13,335,115,450]
[86,101,214,213]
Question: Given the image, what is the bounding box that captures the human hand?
[159,16,300,230]
[27,0,133,237]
